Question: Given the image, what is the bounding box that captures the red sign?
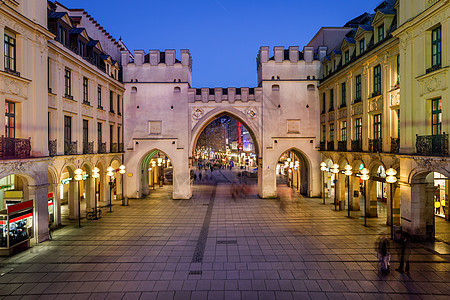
[48,192,53,198]
[7,200,33,214]
[9,212,33,223]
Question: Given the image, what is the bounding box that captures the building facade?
[318,0,449,240]
[0,0,127,247]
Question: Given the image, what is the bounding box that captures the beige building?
[318,0,449,240]
[0,0,128,250]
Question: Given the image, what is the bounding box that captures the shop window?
[432,98,442,135]
[5,101,15,138]
[4,31,16,72]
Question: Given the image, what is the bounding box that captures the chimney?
[274,47,284,62]
[303,46,314,63]
[165,49,175,66]
[259,46,269,63]
[289,46,299,63]
[134,50,145,66]
[318,46,328,61]
[121,50,129,66]
[149,50,160,66]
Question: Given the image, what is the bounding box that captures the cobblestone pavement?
[0,169,449,299]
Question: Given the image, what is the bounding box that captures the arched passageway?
[276,149,310,196]
[140,150,174,197]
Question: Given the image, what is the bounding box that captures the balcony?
[369,138,382,153]
[98,142,107,154]
[83,142,94,154]
[351,140,362,152]
[327,141,334,151]
[371,90,381,98]
[416,133,449,156]
[0,136,31,159]
[49,139,57,156]
[4,68,20,77]
[64,141,78,155]
[337,141,347,151]
[426,64,441,74]
[119,143,124,152]
[64,93,74,100]
[353,97,362,104]
[111,143,118,153]
[339,103,347,109]
[391,138,400,153]
[320,141,325,151]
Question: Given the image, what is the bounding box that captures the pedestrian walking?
[199,173,202,181]
[48,221,54,240]
[193,173,197,181]
[376,236,390,273]
[396,232,411,273]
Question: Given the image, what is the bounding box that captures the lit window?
[5,101,15,138]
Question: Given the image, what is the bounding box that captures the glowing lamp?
[360,168,370,181]
[344,164,352,176]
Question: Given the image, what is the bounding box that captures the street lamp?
[344,164,353,218]
[119,165,126,206]
[74,168,83,227]
[360,168,370,226]
[92,167,100,219]
[107,166,114,213]
[320,162,327,205]
[331,163,340,211]
[386,168,398,239]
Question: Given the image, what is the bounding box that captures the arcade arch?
[276,148,310,196]
[139,150,173,197]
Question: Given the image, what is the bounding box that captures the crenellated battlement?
[121,49,192,85]
[188,87,262,103]
[257,46,316,65]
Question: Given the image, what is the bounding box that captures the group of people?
[231,181,249,200]
[376,232,411,274]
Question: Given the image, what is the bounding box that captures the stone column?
[367,179,378,217]
[55,182,62,226]
[29,183,50,243]
[349,175,360,211]
[337,172,346,210]
[68,180,78,220]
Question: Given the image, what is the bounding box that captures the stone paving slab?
[0,170,449,299]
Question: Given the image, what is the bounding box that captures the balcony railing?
[371,90,381,98]
[83,142,94,154]
[369,138,382,153]
[98,142,107,154]
[111,143,118,153]
[351,139,362,152]
[64,141,77,155]
[49,139,57,156]
[416,133,449,156]
[391,137,400,153]
[353,97,362,104]
[327,141,334,151]
[319,141,325,151]
[119,143,124,152]
[426,64,441,74]
[0,136,31,159]
[338,141,347,151]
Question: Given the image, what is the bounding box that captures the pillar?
[336,173,346,209]
[367,179,378,217]
[29,183,50,243]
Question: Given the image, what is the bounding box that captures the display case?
[0,200,33,256]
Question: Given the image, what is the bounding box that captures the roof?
[344,12,369,27]
[69,28,85,34]
[48,12,67,19]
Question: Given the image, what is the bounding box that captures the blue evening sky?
[60,0,383,87]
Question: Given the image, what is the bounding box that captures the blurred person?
[396,232,411,273]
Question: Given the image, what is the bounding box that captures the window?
[355,118,362,141]
[117,126,121,150]
[378,24,385,42]
[48,58,51,91]
[78,40,84,57]
[359,38,365,54]
[344,51,349,64]
[64,69,71,97]
[322,93,326,113]
[330,123,334,141]
[109,91,114,112]
[83,77,89,103]
[341,83,346,107]
[373,65,381,95]
[374,114,382,139]
[97,122,102,152]
[431,26,442,68]
[64,116,72,144]
[432,98,442,135]
[329,89,334,111]
[355,75,361,101]
[396,55,400,84]
[97,86,102,108]
[4,31,16,72]
[340,121,347,141]
[110,125,114,152]
[396,109,400,139]
[117,95,121,115]
[58,26,66,45]
[5,101,15,138]
[322,125,326,142]
[94,52,99,66]
[83,119,88,152]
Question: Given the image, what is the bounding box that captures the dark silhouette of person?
[396,232,411,273]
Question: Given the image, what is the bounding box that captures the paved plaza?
[0,170,449,299]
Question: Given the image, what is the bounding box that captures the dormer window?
[58,26,67,45]
[359,38,365,54]
[107,64,109,74]
[344,51,349,64]
[78,40,84,57]
[377,24,385,42]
